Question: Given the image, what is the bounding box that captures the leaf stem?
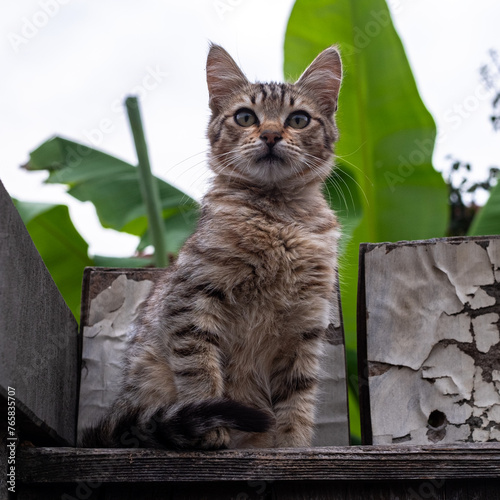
[125,96,167,268]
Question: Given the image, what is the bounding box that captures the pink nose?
[260,130,282,148]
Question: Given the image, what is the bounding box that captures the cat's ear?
[296,46,342,115]
[206,43,249,113]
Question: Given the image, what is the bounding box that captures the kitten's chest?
[243,216,333,269]
[214,206,338,300]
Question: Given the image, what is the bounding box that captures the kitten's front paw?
[274,426,313,448]
[198,427,230,450]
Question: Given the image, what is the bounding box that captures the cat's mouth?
[256,152,285,165]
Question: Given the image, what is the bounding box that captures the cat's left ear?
[296,46,342,115]
[206,43,249,113]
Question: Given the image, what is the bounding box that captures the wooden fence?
[1,180,499,499]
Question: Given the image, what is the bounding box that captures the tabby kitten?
[81,43,342,450]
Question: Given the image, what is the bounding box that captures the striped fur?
[80,44,342,450]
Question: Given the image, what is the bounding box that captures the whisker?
[335,141,367,159]
[298,152,362,215]
[331,164,369,206]
[326,172,351,216]
[333,155,372,189]
[164,150,209,173]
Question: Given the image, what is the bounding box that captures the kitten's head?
[206,44,342,190]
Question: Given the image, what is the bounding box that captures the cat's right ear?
[206,44,249,113]
[296,46,342,116]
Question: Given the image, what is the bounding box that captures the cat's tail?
[79,399,272,450]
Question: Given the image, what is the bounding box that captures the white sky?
[2,0,499,257]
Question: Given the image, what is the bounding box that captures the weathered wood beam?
[18,443,500,483]
[358,236,500,446]
[0,181,79,446]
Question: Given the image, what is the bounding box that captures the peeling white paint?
[486,404,500,422]
[366,238,500,444]
[410,427,431,443]
[372,434,395,445]
[469,288,497,309]
[473,313,500,353]
[366,245,466,371]
[78,275,154,436]
[370,367,428,442]
[421,390,473,426]
[474,366,500,407]
[487,242,500,283]
[473,407,485,417]
[472,428,491,442]
[433,242,495,303]
[421,344,475,400]
[433,376,460,396]
[435,313,472,343]
[445,424,473,442]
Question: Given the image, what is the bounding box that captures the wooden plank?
[271,480,471,500]
[78,268,349,446]
[78,268,160,437]
[80,267,162,328]
[358,236,500,446]
[0,181,78,446]
[356,244,372,446]
[17,482,269,500]
[445,479,500,500]
[16,479,500,500]
[103,483,263,500]
[17,443,500,483]
[0,430,10,500]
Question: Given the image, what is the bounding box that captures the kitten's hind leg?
[167,323,231,449]
[270,328,325,448]
[139,399,273,450]
[125,318,230,448]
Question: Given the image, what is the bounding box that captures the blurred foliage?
[12,200,94,323]
[23,136,198,254]
[449,49,500,237]
[480,49,500,131]
[17,136,198,322]
[446,157,498,236]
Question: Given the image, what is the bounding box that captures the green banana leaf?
[468,174,500,235]
[285,0,449,440]
[23,136,199,254]
[13,200,94,323]
[92,254,154,267]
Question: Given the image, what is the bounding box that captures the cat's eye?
[234,109,257,127]
[287,112,310,129]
